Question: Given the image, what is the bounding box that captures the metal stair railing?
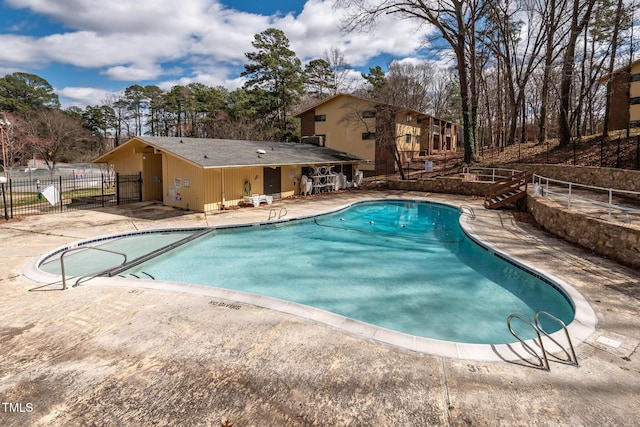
[59,246,127,290]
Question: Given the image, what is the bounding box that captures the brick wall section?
[299,109,316,137]
[609,72,630,130]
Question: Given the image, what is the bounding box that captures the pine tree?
[242,28,306,141]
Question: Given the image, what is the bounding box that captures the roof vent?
[179,140,184,143]
[203,155,209,159]
[256,149,266,155]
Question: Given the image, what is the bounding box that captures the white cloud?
[3,0,438,107]
[57,86,115,108]
[103,64,165,81]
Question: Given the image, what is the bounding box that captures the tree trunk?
[538,0,557,143]
[558,0,597,147]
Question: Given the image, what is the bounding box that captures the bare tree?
[337,97,412,179]
[334,0,483,163]
[0,111,28,171]
[483,0,548,148]
[428,67,460,120]
[324,47,355,94]
[23,109,91,178]
[384,60,434,112]
[103,93,131,146]
[558,0,598,147]
[537,0,570,143]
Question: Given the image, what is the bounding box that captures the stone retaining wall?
[527,193,640,269]
[389,176,491,196]
[507,164,640,193]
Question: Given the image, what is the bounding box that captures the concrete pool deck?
[1,190,639,426]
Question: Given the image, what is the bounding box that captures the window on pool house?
[315,114,326,121]
[362,132,376,140]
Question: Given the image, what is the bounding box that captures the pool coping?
[21,198,598,363]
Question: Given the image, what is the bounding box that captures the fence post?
[636,135,640,170]
[101,173,105,208]
[9,178,13,219]
[116,173,120,205]
[58,175,63,212]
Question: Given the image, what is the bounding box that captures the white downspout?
[221,169,225,210]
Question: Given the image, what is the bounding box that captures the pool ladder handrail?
[59,246,128,290]
[458,205,476,219]
[534,310,578,366]
[507,310,578,371]
[507,314,550,371]
[268,207,287,221]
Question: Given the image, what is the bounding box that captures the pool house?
[93,136,363,212]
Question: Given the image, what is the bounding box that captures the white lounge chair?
[300,175,312,196]
[243,194,272,207]
[353,171,363,187]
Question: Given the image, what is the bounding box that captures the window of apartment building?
[630,120,640,128]
[445,124,452,136]
[406,114,413,123]
[362,132,376,140]
[314,114,326,121]
[361,110,376,118]
[631,74,640,82]
[405,134,412,143]
[630,97,640,105]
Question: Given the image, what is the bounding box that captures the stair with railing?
[484,171,528,209]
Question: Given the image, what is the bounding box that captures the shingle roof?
[99,136,364,169]
[294,92,432,120]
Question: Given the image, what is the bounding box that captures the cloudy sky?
[0,0,436,108]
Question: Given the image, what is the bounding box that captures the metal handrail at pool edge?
[59,246,128,290]
[532,173,640,222]
[458,205,476,219]
[507,314,550,371]
[534,311,578,366]
[268,207,288,220]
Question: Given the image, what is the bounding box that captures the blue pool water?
[118,200,574,344]
[39,231,198,276]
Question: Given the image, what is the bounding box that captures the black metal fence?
[369,154,464,181]
[478,136,640,169]
[0,172,142,219]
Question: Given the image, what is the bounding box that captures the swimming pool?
[36,200,577,345]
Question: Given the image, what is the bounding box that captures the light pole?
[0,176,8,221]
